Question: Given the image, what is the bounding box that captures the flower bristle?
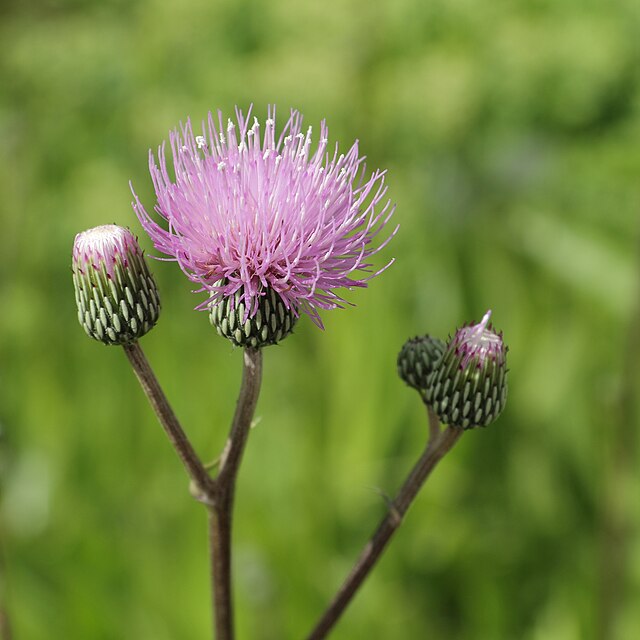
[131,106,396,334]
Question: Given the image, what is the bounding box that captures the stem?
[217,348,263,488]
[426,405,441,449]
[306,423,463,640]
[123,341,214,499]
[209,508,233,640]
[209,348,263,640]
[123,342,263,640]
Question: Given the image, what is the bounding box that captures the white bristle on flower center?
[73,225,137,264]
[456,309,502,366]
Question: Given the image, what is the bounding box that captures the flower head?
[425,310,508,429]
[72,225,160,345]
[131,106,396,332]
[397,335,445,393]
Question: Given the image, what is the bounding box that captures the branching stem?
[123,342,263,640]
[305,414,463,640]
[123,342,215,499]
[208,348,263,640]
[125,340,456,640]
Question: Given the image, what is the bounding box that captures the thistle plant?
[72,105,509,640]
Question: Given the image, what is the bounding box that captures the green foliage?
[1,0,640,638]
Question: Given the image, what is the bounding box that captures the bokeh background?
[2,0,640,638]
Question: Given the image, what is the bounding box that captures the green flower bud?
[209,284,297,348]
[397,335,445,393]
[425,310,508,429]
[72,225,160,345]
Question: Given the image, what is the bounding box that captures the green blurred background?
[1,0,640,638]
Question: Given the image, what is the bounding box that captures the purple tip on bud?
[72,225,161,345]
[425,310,508,429]
[73,225,141,279]
[452,310,505,370]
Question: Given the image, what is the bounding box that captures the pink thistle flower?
[131,106,396,330]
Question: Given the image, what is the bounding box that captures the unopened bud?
[425,310,508,429]
[397,335,445,393]
[72,225,160,345]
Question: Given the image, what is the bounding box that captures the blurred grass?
[1,0,640,638]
